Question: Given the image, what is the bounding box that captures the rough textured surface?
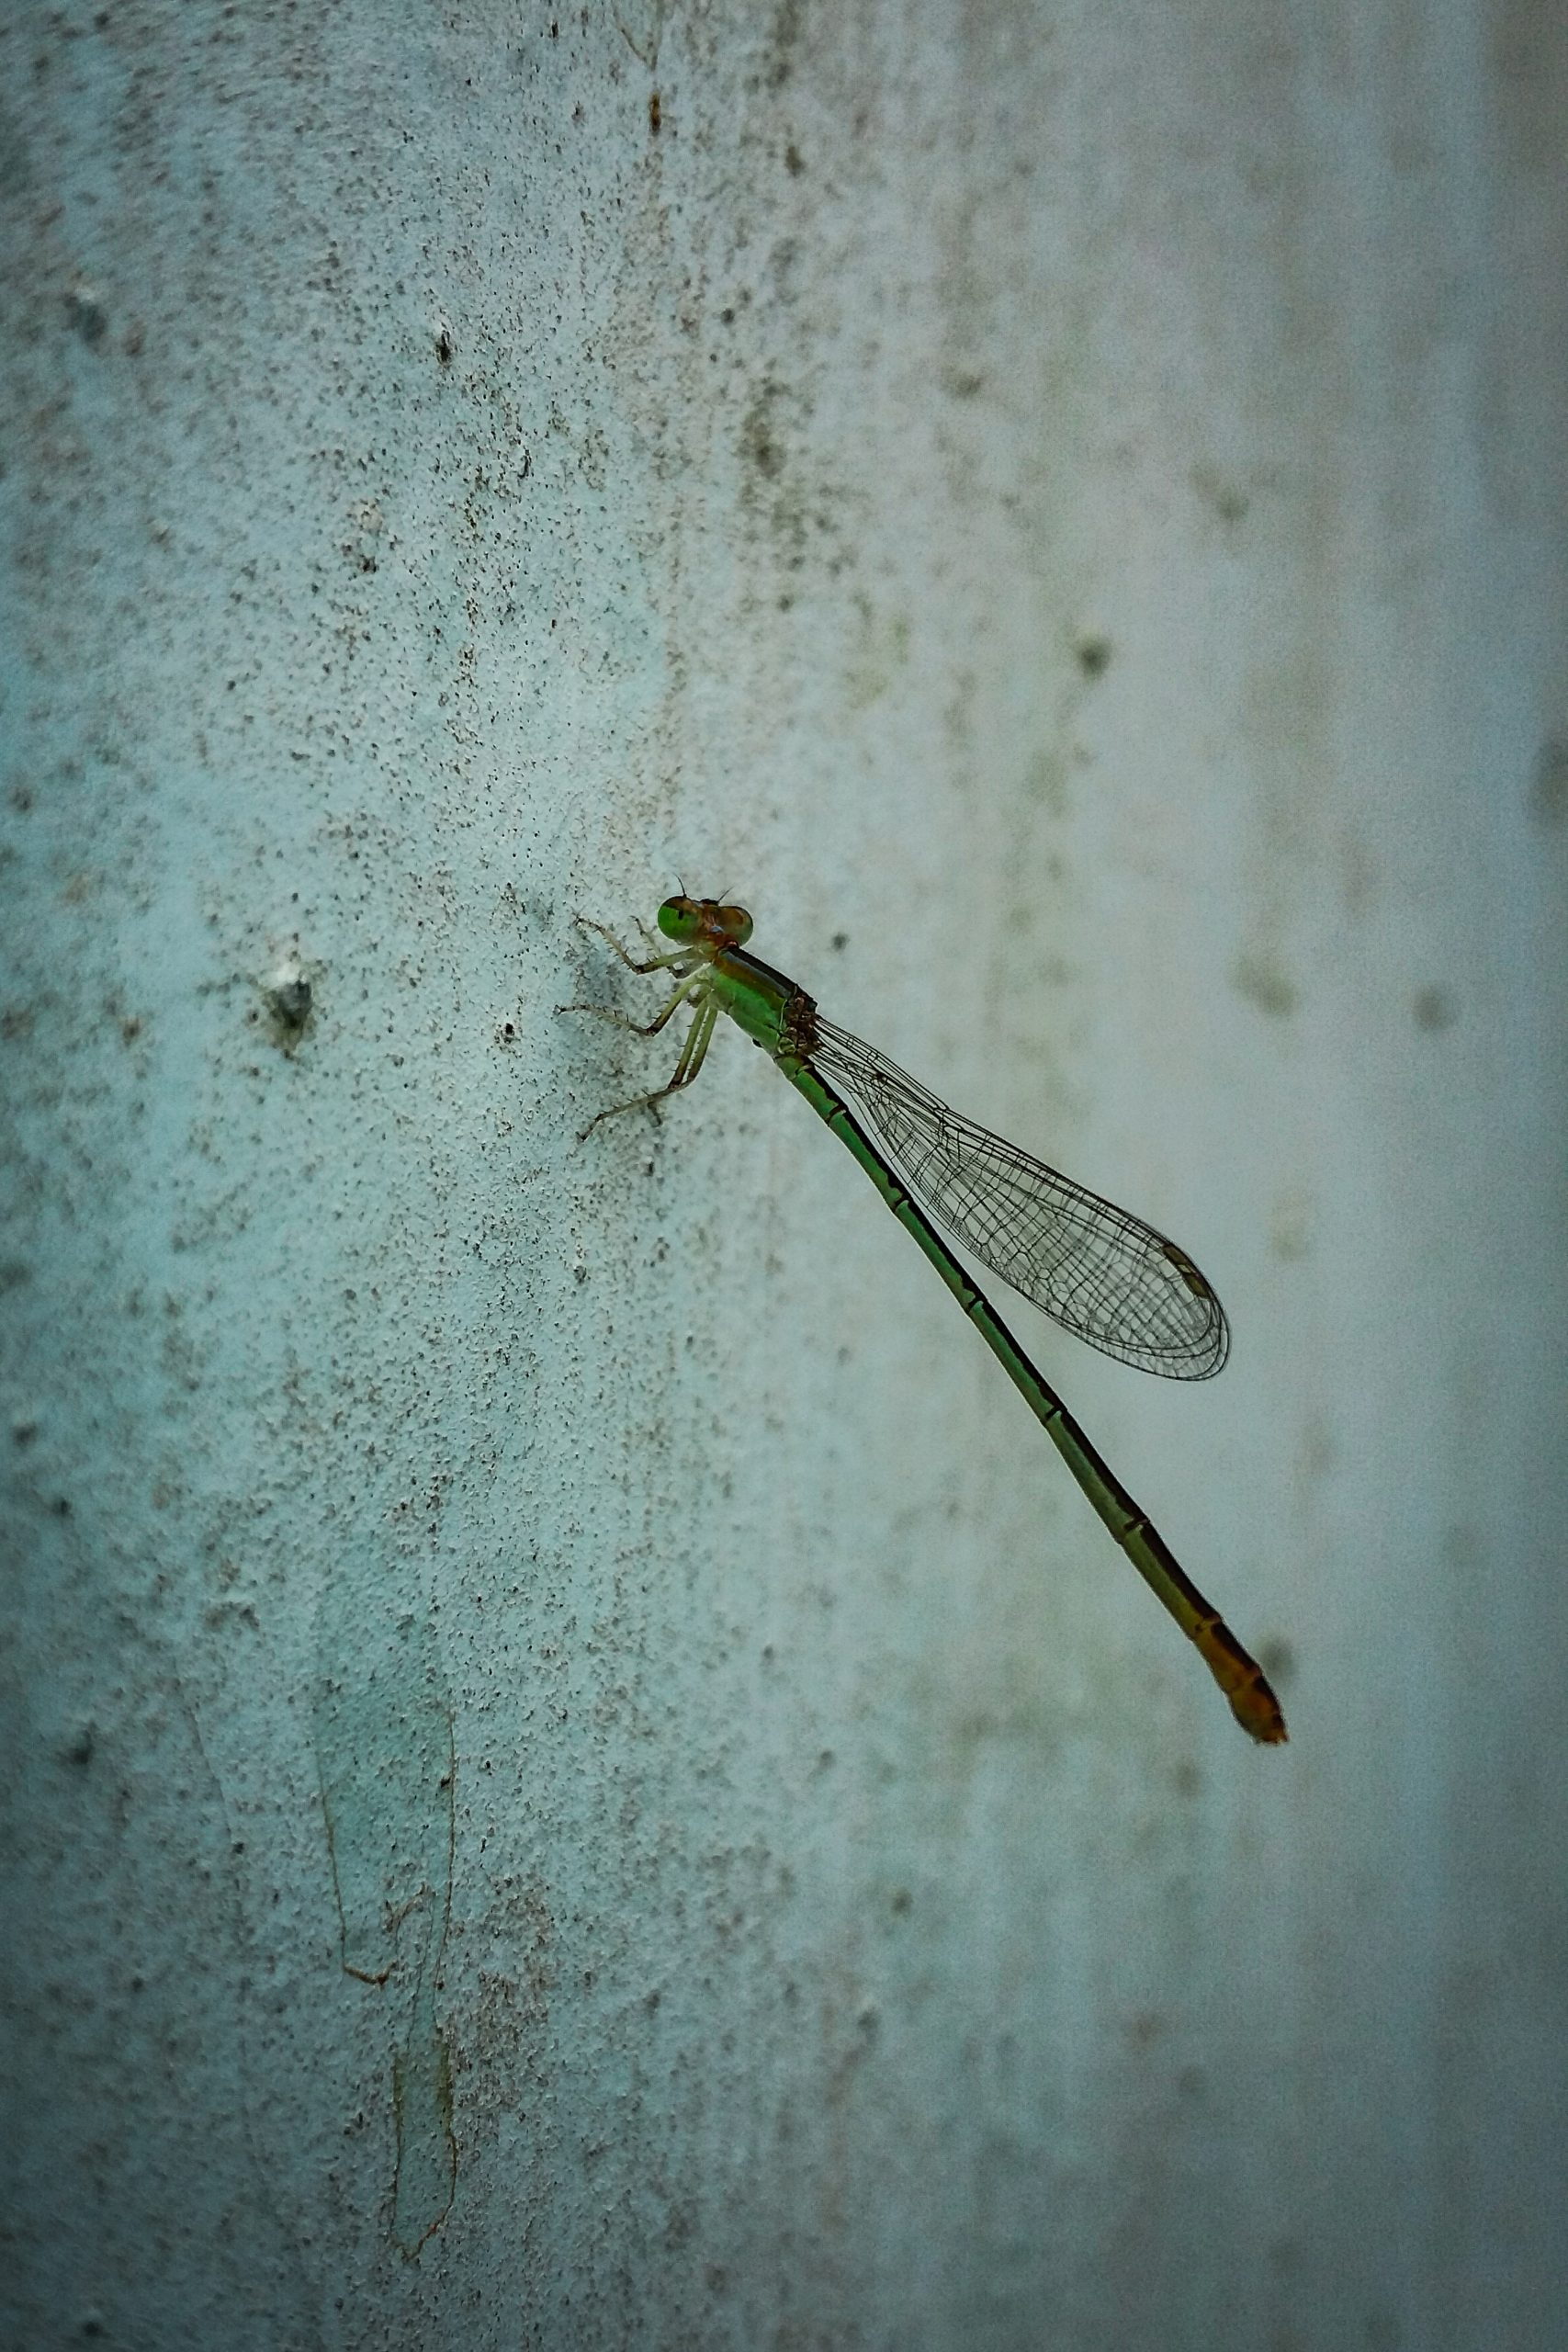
[2,4,1564,2347]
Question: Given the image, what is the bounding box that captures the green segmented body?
[567,898,1286,1746]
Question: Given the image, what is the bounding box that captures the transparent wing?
[814,1017,1228,1379]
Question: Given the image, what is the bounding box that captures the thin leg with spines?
[575,994,720,1141]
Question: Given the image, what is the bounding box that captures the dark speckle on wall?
[1529,737,1568,824]
[1412,985,1456,1032]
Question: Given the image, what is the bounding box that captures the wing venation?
[814,1018,1228,1379]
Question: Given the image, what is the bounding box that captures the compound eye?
[657,898,699,942]
[719,904,754,945]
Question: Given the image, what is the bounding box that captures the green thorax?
[706,946,818,1063]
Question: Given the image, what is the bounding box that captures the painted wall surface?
[3,5,1564,2347]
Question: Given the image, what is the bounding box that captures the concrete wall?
[3,4,1563,2346]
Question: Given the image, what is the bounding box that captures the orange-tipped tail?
[1199,1618,1289,1744]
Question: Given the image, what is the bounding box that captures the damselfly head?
[657,896,754,947]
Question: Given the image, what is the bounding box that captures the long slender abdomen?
[773,1050,1288,1744]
